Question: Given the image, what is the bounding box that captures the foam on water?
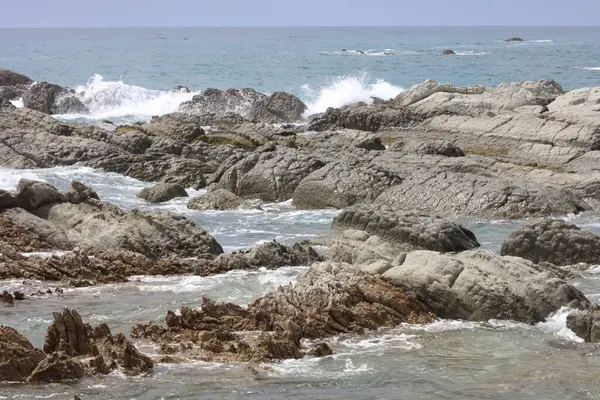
[454,51,491,56]
[577,66,600,71]
[302,74,404,115]
[536,307,584,343]
[529,39,554,43]
[56,74,195,123]
[9,98,23,108]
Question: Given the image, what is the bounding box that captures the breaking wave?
[302,75,404,115]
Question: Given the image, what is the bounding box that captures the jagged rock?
[501,219,600,266]
[374,170,589,219]
[292,161,402,209]
[0,326,46,381]
[187,189,243,211]
[307,104,420,132]
[141,113,206,143]
[566,308,600,342]
[217,146,324,201]
[109,130,153,154]
[209,240,322,273]
[137,182,188,203]
[27,351,85,383]
[248,91,307,123]
[131,262,433,362]
[382,250,588,323]
[0,85,29,102]
[23,82,88,115]
[0,69,33,86]
[329,204,479,265]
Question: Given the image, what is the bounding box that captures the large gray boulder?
[566,308,600,342]
[23,82,88,115]
[179,88,307,123]
[0,69,32,87]
[187,189,243,211]
[383,250,588,323]
[139,113,206,143]
[1,181,222,258]
[217,146,324,201]
[501,219,600,266]
[136,182,188,203]
[292,161,402,209]
[374,170,589,219]
[329,204,480,265]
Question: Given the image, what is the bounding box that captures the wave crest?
[302,75,404,116]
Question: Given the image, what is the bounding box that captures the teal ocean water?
[2,27,600,122]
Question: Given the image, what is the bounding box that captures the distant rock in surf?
[171,85,191,93]
[505,37,524,42]
[441,49,456,55]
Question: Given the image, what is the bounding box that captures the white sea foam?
[536,307,583,342]
[576,67,600,71]
[57,74,195,122]
[303,75,404,116]
[9,97,23,108]
[454,51,490,56]
[529,39,554,43]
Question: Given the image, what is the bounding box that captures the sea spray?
[302,74,404,116]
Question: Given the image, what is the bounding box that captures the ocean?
[2,26,600,123]
[2,27,600,399]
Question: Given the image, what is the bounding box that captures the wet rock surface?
[501,219,600,266]
[1,308,152,383]
[131,262,433,363]
[136,182,188,203]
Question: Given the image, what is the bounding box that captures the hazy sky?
[0,0,598,27]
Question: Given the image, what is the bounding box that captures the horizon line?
[1,24,599,29]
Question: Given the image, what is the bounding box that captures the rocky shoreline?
[3,68,600,383]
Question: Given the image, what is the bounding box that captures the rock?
[0,85,29,102]
[250,91,307,122]
[141,113,206,143]
[187,188,243,211]
[361,260,394,275]
[505,37,524,42]
[566,308,600,343]
[307,103,420,132]
[136,182,188,203]
[131,262,433,363]
[1,291,14,306]
[172,85,191,93]
[209,240,323,273]
[330,204,480,260]
[441,49,456,55]
[383,250,588,323]
[374,170,589,219]
[1,181,223,258]
[23,82,88,115]
[0,69,33,86]
[27,351,85,383]
[292,161,402,209]
[109,130,153,154]
[217,146,325,201]
[0,326,45,382]
[500,219,600,266]
[15,179,67,210]
[408,140,465,157]
[0,189,18,209]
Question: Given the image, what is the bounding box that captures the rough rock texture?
[131,262,433,363]
[566,308,600,343]
[330,204,479,265]
[217,146,325,201]
[501,219,600,266]
[179,88,307,123]
[441,49,456,55]
[374,170,589,219]
[140,113,206,143]
[0,214,54,252]
[383,250,588,323]
[0,326,45,382]
[0,69,33,87]
[292,161,402,209]
[23,82,88,115]
[187,189,243,211]
[136,182,188,203]
[209,240,323,273]
[1,180,222,258]
[1,309,152,383]
[0,246,201,286]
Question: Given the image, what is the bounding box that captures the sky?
[0,0,598,27]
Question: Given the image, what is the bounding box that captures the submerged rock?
[505,37,524,42]
[382,250,588,323]
[501,219,600,266]
[131,262,433,363]
[441,49,456,55]
[136,182,188,203]
[172,85,191,93]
